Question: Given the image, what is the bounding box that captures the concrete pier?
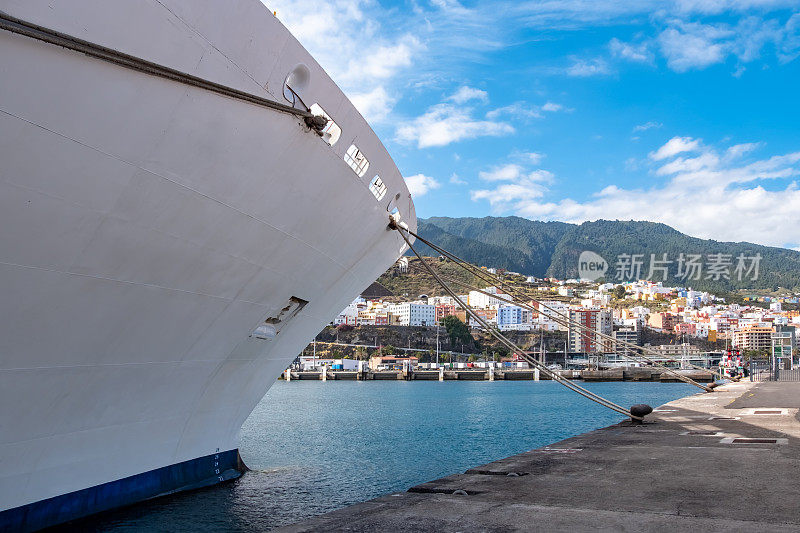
[277,381,800,532]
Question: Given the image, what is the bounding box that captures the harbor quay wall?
[282,368,713,382]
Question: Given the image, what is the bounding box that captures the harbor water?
[63,381,696,531]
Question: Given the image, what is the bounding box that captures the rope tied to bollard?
[392,222,647,423]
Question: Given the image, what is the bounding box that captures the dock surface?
[277,381,800,532]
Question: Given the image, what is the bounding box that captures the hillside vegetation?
[413,217,800,292]
[378,256,490,299]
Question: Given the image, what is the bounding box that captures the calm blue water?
[69,381,695,531]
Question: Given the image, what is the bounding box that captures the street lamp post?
[436,322,440,366]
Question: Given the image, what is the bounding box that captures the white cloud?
[470,159,555,212]
[477,163,555,183]
[512,1,663,30]
[430,0,472,16]
[731,16,781,63]
[470,136,800,248]
[511,1,799,29]
[448,86,489,104]
[479,164,524,182]
[658,22,733,71]
[350,86,396,123]
[655,151,719,176]
[487,103,543,120]
[672,0,799,16]
[625,157,642,171]
[517,151,545,165]
[653,17,793,73]
[343,38,420,83]
[566,57,612,76]
[726,142,762,159]
[404,174,441,197]
[270,0,800,131]
[449,173,467,185]
[778,13,800,63]
[487,100,568,120]
[530,7,800,76]
[609,38,654,63]
[649,136,702,160]
[396,102,514,148]
[633,121,663,132]
[471,180,548,210]
[268,0,422,124]
[270,1,420,84]
[542,101,565,112]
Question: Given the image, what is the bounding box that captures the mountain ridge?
[414,217,800,292]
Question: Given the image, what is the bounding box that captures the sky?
[265,0,800,250]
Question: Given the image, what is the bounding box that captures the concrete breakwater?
[282,367,714,382]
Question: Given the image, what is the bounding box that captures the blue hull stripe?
[0,449,243,532]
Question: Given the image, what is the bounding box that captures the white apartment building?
[684,290,709,307]
[693,322,710,338]
[773,316,789,326]
[334,297,365,325]
[468,286,509,308]
[428,295,456,306]
[581,295,611,308]
[388,302,436,326]
[497,304,533,331]
[558,286,573,297]
[537,300,570,332]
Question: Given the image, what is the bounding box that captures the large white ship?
[0,1,415,530]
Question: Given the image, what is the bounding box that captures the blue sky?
[268,0,800,249]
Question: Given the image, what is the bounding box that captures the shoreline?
[281,367,714,383]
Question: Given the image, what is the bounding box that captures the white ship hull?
[0,1,415,529]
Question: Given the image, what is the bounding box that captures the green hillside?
[417,217,570,276]
[414,217,800,292]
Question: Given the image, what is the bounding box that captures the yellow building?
[732,326,773,351]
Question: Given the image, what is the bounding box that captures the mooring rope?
[0,11,328,132]
[440,277,713,392]
[395,226,643,421]
[404,227,719,389]
[415,231,719,387]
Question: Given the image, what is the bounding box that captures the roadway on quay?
[277,381,800,532]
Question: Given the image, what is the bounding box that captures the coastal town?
[290,256,798,375]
